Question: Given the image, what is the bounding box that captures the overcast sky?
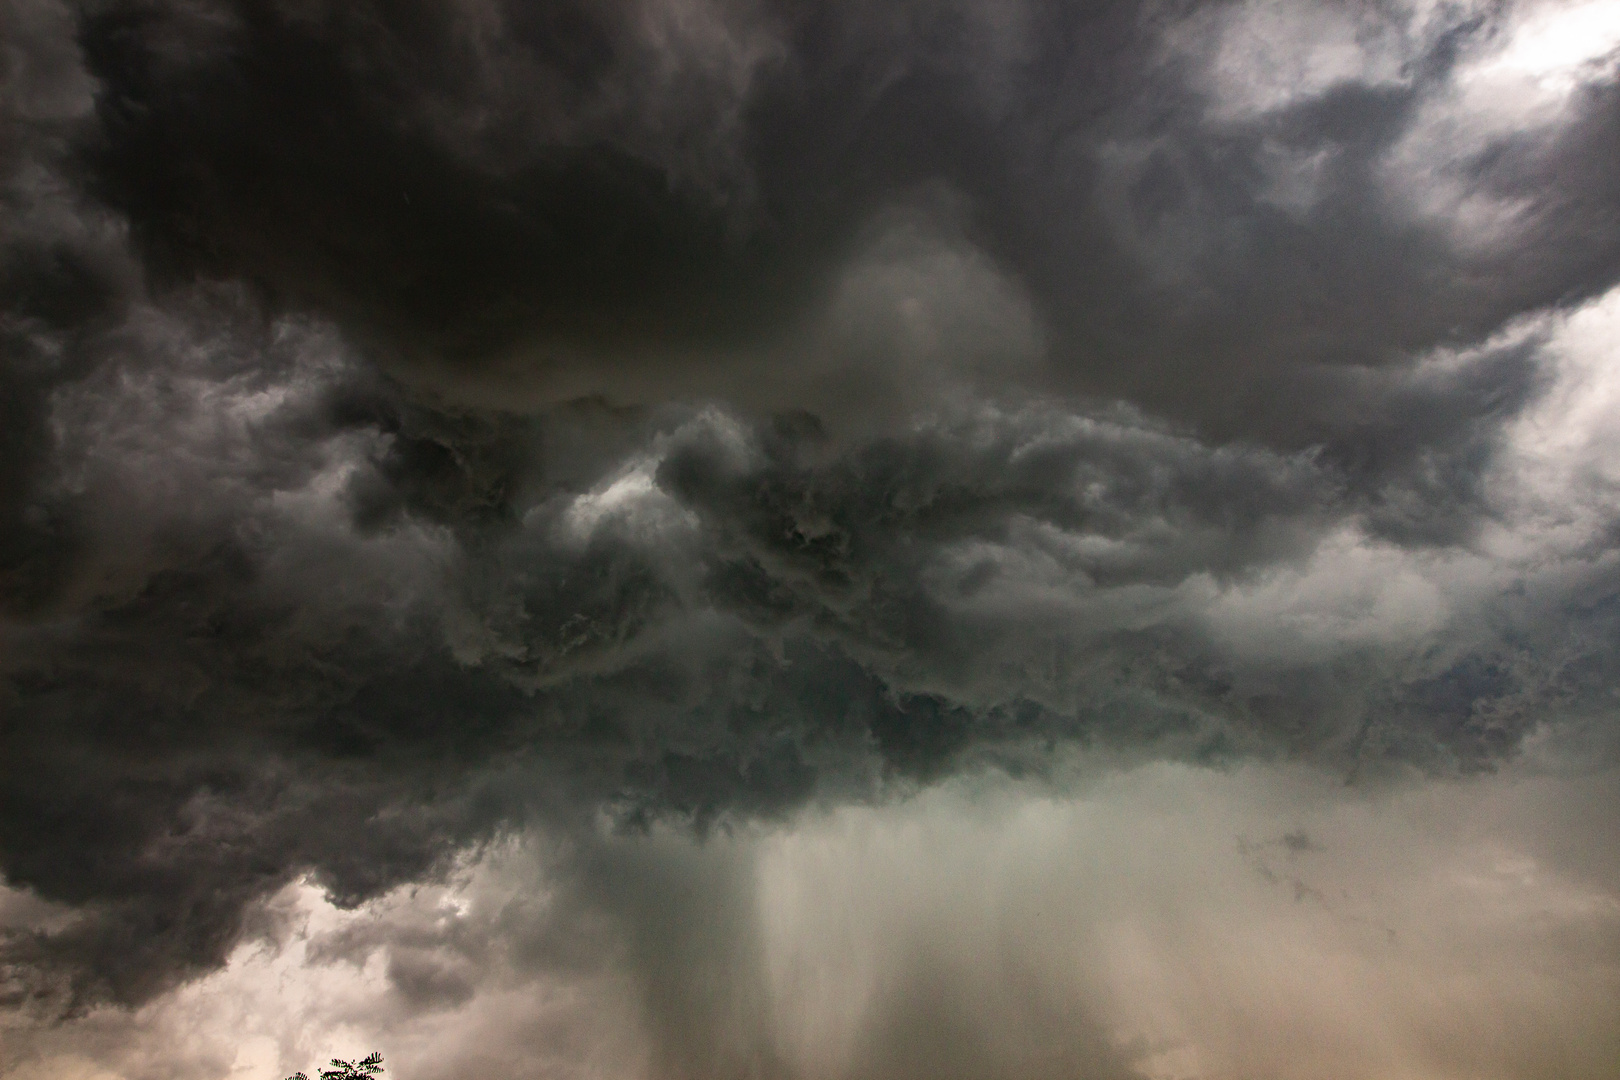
[3,1,1620,1078]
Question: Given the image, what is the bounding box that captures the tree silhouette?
[285,1051,384,1080]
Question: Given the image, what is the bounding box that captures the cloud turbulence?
[3,1,1620,1077]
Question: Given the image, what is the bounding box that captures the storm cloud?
[3,1,1620,1077]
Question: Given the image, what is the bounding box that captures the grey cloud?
[4,0,1620,1041]
[5,349,1608,1009]
[71,0,1614,440]
[21,0,1617,438]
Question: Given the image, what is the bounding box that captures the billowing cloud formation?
[3,0,1620,1074]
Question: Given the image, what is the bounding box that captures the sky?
[2,1,1620,1078]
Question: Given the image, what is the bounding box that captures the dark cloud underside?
[2,0,1619,1036]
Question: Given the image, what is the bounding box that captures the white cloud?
[1200,526,1450,664]
[1380,0,1620,249]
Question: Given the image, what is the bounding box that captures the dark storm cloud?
[3,0,1620,1027]
[1,0,131,616]
[32,0,1607,460]
[66,0,1620,435]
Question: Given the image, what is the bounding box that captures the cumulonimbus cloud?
[2,0,1619,1054]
